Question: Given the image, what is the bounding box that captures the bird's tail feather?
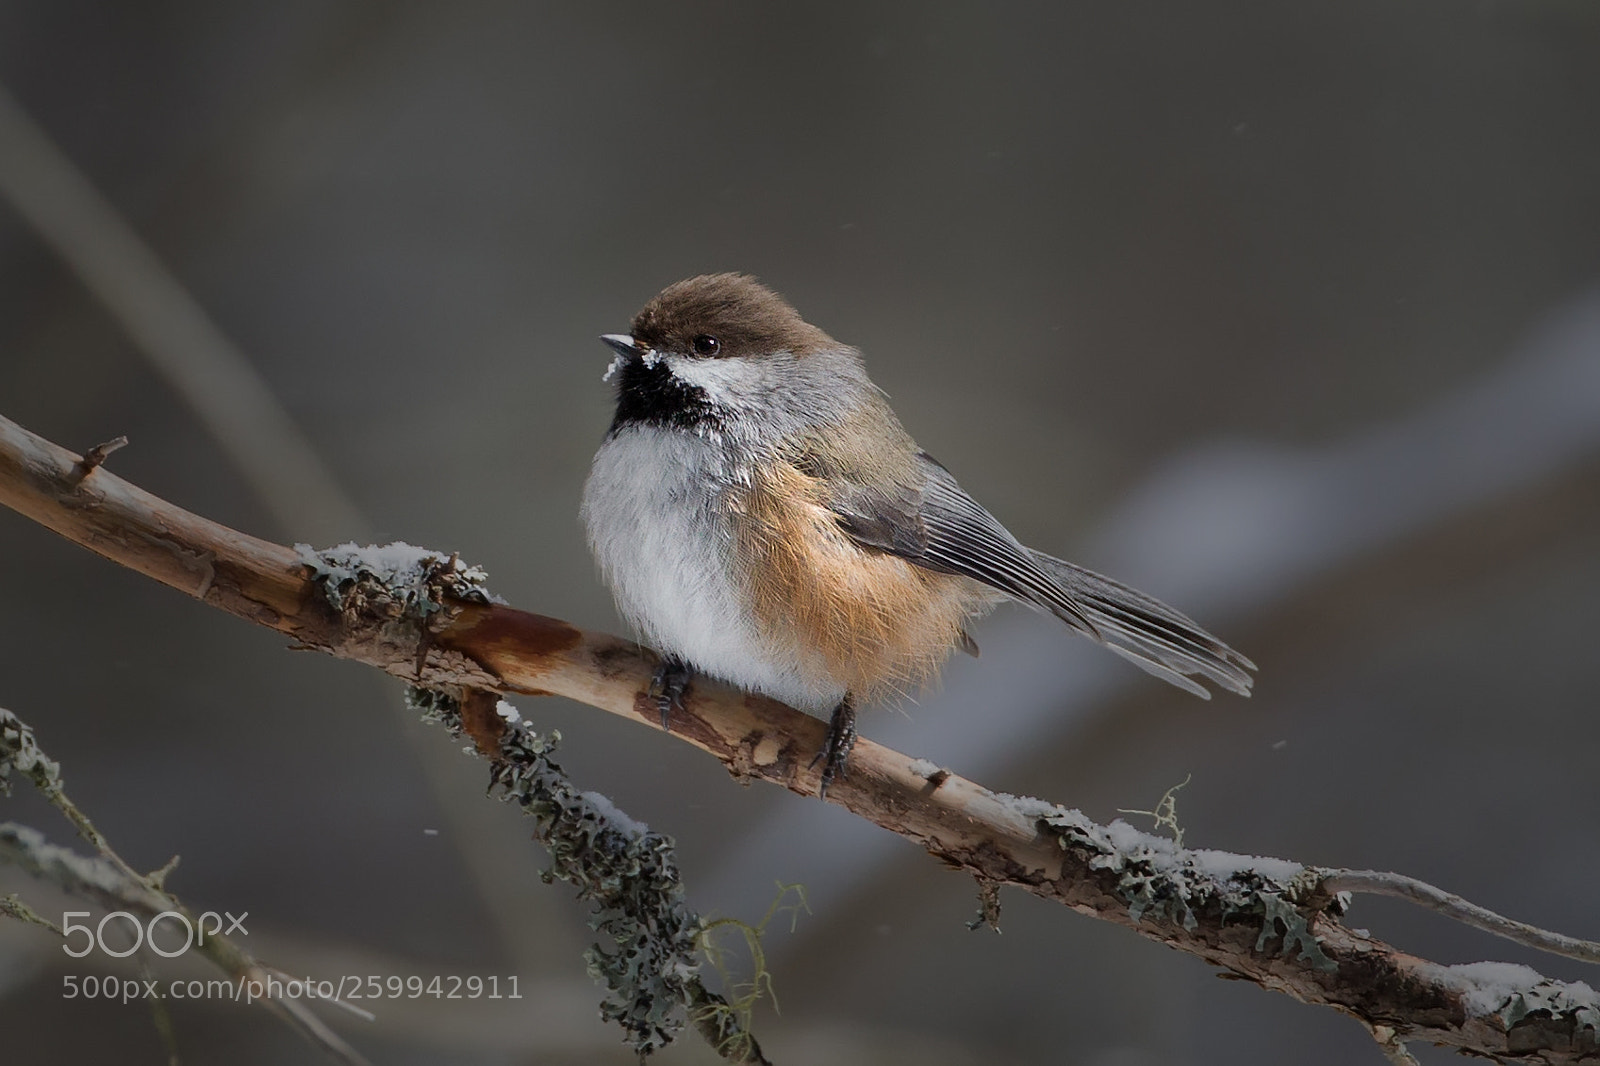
[1027,551,1256,699]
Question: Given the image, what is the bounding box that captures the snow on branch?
[2,410,1599,1063]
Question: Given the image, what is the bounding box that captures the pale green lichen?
[695,882,808,1058]
[296,541,497,621]
[1116,773,1191,849]
[1496,979,1600,1034]
[407,687,759,1060]
[0,891,64,934]
[0,823,152,904]
[1255,892,1337,972]
[1030,799,1337,973]
[966,877,1003,932]
[0,707,61,796]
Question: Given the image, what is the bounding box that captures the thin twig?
[1320,868,1600,965]
[74,434,128,479]
[0,704,372,1066]
[0,823,371,1066]
[0,706,149,888]
[0,892,63,934]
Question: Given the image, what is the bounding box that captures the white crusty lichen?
[0,823,144,904]
[295,541,499,621]
[0,707,61,796]
[995,791,1337,972]
[1424,961,1600,1035]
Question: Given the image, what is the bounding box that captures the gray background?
[1,2,1598,1064]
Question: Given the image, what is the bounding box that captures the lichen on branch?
[3,409,1600,1063]
[406,687,769,1064]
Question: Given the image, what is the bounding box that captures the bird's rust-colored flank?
[731,458,991,702]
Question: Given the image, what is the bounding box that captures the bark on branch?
[2,411,1597,1063]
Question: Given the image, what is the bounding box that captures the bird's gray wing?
[821,451,1099,635]
[823,451,1254,698]
[1025,551,1255,697]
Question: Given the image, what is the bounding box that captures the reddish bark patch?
[440,605,582,675]
[458,689,506,759]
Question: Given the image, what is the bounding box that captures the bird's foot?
[809,696,857,800]
[648,655,692,730]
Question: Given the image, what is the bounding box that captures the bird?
[581,273,1254,796]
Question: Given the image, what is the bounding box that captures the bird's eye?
[691,334,721,356]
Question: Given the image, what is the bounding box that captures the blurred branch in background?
[0,706,372,1065]
[0,919,703,1062]
[2,412,1598,1063]
[0,84,358,541]
[0,81,558,983]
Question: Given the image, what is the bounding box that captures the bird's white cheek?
[665,355,772,410]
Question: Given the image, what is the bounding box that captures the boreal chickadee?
[582,274,1254,796]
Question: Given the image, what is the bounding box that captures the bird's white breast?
[581,424,843,712]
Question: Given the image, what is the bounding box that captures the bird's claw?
[810,697,858,799]
[648,655,692,731]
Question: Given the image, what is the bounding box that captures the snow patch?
[992,792,1076,822]
[581,790,648,839]
[1188,848,1304,885]
[296,541,498,610]
[1436,961,1551,1014]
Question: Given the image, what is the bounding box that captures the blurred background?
[1,2,1598,1064]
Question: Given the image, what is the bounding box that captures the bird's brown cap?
[630,273,837,359]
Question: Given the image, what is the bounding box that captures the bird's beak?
[600,334,642,358]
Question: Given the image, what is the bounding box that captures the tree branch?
[1320,869,1600,966]
[0,706,371,1065]
[0,821,374,1065]
[3,410,1598,1063]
